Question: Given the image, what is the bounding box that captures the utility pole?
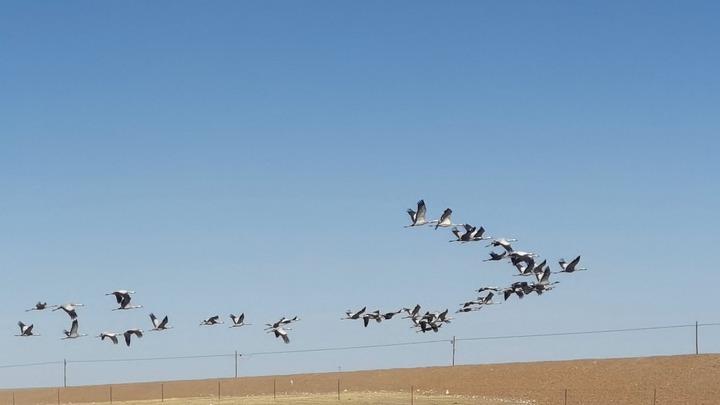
[451,336,456,366]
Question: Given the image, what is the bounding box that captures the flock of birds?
[404,199,588,329]
[14,199,588,346]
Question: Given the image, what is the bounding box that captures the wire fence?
[2,320,720,395]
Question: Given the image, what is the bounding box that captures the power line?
[245,338,450,357]
[0,361,63,369]
[456,323,697,342]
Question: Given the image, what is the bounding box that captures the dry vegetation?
[3,354,720,405]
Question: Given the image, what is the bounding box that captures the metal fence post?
[564,388,568,405]
[695,321,699,354]
[451,336,456,366]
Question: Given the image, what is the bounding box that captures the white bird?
[434,208,463,230]
[16,321,38,337]
[230,313,251,328]
[149,313,172,331]
[123,329,143,346]
[267,326,291,344]
[26,301,52,312]
[405,199,436,227]
[96,332,120,344]
[200,315,223,326]
[52,303,84,319]
[342,307,366,320]
[555,255,587,274]
[109,291,142,311]
[62,319,87,339]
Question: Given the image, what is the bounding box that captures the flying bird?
[341,307,366,320]
[230,313,251,328]
[149,313,172,331]
[16,321,38,337]
[405,199,436,227]
[52,303,84,319]
[62,319,87,340]
[26,302,52,312]
[200,315,223,326]
[554,255,587,274]
[109,291,142,311]
[123,329,143,346]
[434,208,463,230]
[267,326,291,344]
[96,332,120,344]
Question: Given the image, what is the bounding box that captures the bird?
[149,313,172,331]
[450,224,489,243]
[106,290,136,304]
[477,286,502,293]
[434,208,463,230]
[405,199,436,227]
[380,310,402,320]
[200,315,223,326]
[123,329,143,346]
[109,291,142,311]
[265,316,300,330]
[267,326,291,344]
[230,313,251,328]
[483,251,507,262]
[96,332,120,344]
[62,319,87,340]
[52,303,84,319]
[487,238,518,251]
[555,255,587,274]
[26,301,52,311]
[361,310,382,327]
[16,321,38,337]
[341,307,366,320]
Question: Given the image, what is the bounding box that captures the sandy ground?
[2,354,720,404]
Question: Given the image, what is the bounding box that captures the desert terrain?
[2,354,719,404]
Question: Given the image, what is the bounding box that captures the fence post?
[161,383,164,402]
[411,385,414,405]
[57,387,60,405]
[218,380,220,399]
[653,387,657,405]
[273,379,276,399]
[63,359,67,387]
[564,388,568,405]
[110,385,113,404]
[695,321,699,354]
[235,351,238,378]
[337,379,340,401]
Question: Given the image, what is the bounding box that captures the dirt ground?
[2,354,719,405]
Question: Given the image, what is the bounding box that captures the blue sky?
[1,1,719,388]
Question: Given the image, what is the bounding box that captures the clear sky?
[1,1,719,389]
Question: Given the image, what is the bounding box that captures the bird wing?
[159,316,169,329]
[70,319,79,335]
[416,200,427,219]
[150,313,159,328]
